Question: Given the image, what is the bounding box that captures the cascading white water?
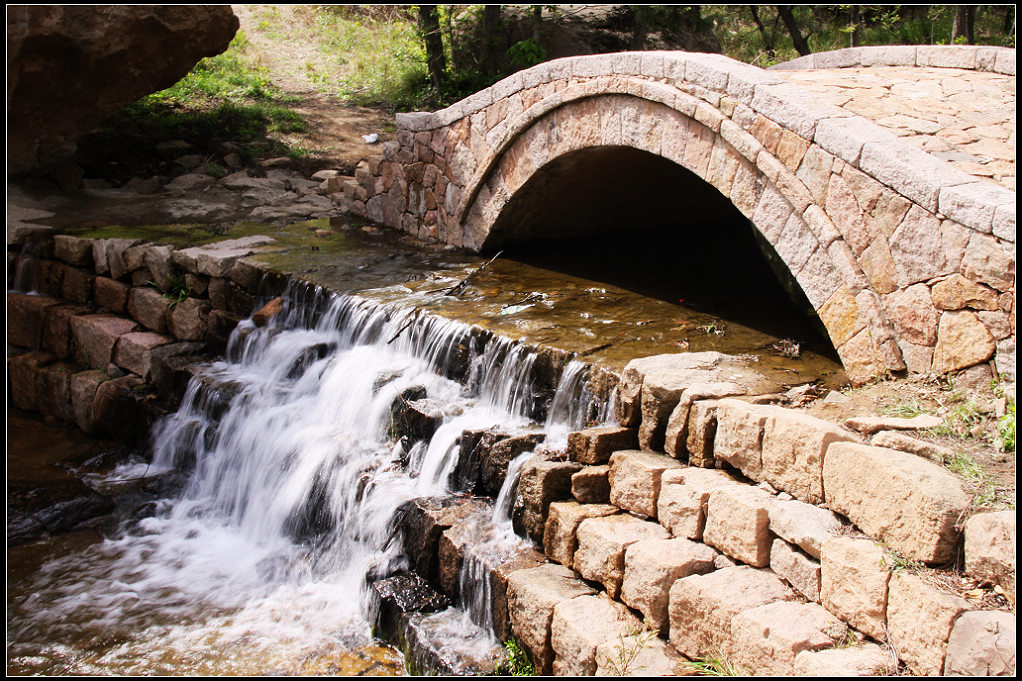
[8,280,606,675]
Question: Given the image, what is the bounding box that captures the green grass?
[117,31,307,157]
[684,651,743,676]
[882,397,929,419]
[930,397,987,440]
[256,6,435,111]
[493,638,534,676]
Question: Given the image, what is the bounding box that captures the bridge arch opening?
[486,145,839,362]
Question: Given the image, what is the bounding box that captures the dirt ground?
[231,5,396,174]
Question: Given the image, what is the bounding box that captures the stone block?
[105,238,143,281]
[762,406,857,504]
[437,509,489,600]
[53,234,94,267]
[663,381,748,458]
[489,548,548,643]
[9,351,56,411]
[870,430,954,462]
[944,610,1016,676]
[668,566,794,661]
[732,601,847,675]
[615,352,771,449]
[702,485,774,567]
[127,287,171,333]
[114,331,174,380]
[770,538,822,602]
[819,537,889,641]
[94,277,130,313]
[571,466,610,504]
[574,514,668,599]
[859,139,973,214]
[35,362,75,423]
[171,235,276,277]
[964,511,1015,594]
[59,265,94,303]
[8,293,62,348]
[823,442,970,564]
[516,457,582,543]
[932,310,997,375]
[70,314,138,369]
[144,244,178,291]
[608,449,683,518]
[70,369,110,433]
[396,497,491,584]
[167,297,212,341]
[41,304,89,359]
[551,594,641,676]
[657,467,741,540]
[91,374,147,440]
[566,425,638,465]
[713,398,771,479]
[685,399,720,467]
[792,643,894,676]
[843,413,942,435]
[507,563,598,675]
[620,537,717,635]
[594,633,689,676]
[884,282,939,346]
[887,571,970,676]
[769,497,844,559]
[543,501,618,569]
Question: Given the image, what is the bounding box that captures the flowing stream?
[7,282,603,675]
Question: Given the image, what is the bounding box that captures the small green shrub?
[494,638,534,676]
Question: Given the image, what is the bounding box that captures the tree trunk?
[850,5,861,47]
[952,6,966,43]
[749,5,774,52]
[631,5,651,51]
[418,5,446,88]
[777,6,812,56]
[481,5,502,74]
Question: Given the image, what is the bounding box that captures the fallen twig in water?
[387,308,421,344]
[444,250,502,297]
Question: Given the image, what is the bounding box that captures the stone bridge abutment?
[343,46,1015,384]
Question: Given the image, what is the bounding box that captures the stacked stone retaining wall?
[7,233,289,442]
[408,352,1015,675]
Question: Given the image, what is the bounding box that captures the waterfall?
[8,280,609,675]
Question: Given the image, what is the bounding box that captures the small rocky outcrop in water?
[7,6,238,179]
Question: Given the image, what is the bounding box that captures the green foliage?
[684,650,743,676]
[494,638,535,676]
[508,38,547,69]
[880,545,924,573]
[119,30,306,155]
[148,276,189,310]
[702,5,1014,67]
[994,386,1015,453]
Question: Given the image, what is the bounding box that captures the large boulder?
[7,6,238,176]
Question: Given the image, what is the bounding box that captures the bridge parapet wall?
[342,50,1015,384]
[770,44,1015,75]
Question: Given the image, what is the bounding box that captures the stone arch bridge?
[344,46,1015,383]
